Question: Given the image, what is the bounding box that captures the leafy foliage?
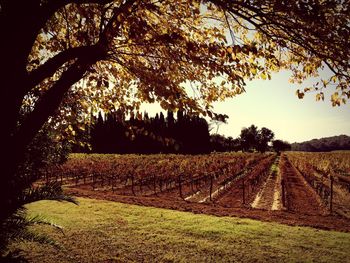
[210,0,350,105]
[0,181,77,260]
[272,140,291,154]
[239,125,274,152]
[17,0,350,148]
[210,134,240,152]
[257,127,275,153]
[0,126,76,259]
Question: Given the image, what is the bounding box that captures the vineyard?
[43,151,350,220]
[286,151,350,218]
[44,153,274,204]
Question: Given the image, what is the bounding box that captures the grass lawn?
[12,197,350,262]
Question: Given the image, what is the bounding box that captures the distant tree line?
[89,110,210,154]
[291,135,350,152]
[210,125,291,153]
[75,112,291,154]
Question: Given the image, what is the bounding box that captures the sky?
[141,70,350,143]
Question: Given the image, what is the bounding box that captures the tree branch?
[27,45,99,92]
[16,60,92,154]
[28,0,139,92]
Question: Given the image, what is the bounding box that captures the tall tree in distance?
[257,127,275,153]
[89,110,211,154]
[240,125,259,152]
[239,125,274,152]
[272,140,291,154]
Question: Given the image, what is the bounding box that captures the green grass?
[12,198,350,262]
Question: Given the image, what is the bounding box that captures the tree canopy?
[89,110,211,154]
[2,0,349,157]
[210,0,350,105]
[239,125,275,152]
[272,139,291,154]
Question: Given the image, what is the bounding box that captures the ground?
[14,152,350,262]
[65,187,350,233]
[13,198,350,263]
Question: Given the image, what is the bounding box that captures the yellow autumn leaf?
[251,67,257,75]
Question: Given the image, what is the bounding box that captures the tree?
[239,125,259,152]
[89,110,211,154]
[257,127,274,153]
[239,125,274,152]
[90,112,129,153]
[178,114,211,154]
[209,113,229,134]
[272,140,291,154]
[1,0,350,255]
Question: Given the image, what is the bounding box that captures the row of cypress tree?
[90,110,211,154]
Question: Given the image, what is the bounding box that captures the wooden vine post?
[242,179,245,205]
[247,179,251,196]
[45,168,49,183]
[209,174,213,201]
[178,174,183,198]
[92,174,96,190]
[190,174,194,192]
[153,174,156,195]
[60,168,64,183]
[131,174,135,196]
[330,175,334,213]
[281,179,286,208]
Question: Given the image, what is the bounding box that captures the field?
[17,151,350,261]
[50,152,274,205]
[13,198,350,262]
[43,152,350,224]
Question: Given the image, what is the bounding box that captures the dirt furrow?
[251,156,283,210]
[280,154,327,216]
[251,170,277,209]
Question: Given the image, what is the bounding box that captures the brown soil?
[214,180,247,208]
[61,154,350,233]
[65,185,350,233]
[252,169,279,210]
[280,154,328,216]
[214,157,273,208]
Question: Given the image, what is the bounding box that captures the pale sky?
[141,70,350,143]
